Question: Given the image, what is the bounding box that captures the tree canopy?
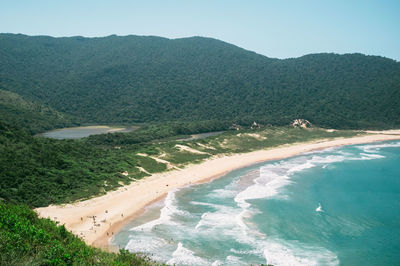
[1,33,399,130]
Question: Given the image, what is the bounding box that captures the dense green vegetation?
[0,89,76,134]
[0,121,157,207]
[1,33,399,130]
[0,202,153,265]
[0,120,359,208]
[85,120,230,146]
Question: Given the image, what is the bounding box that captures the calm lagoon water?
[39,125,136,139]
[112,141,400,265]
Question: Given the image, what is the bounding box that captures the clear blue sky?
[1,0,399,60]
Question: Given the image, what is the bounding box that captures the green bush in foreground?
[0,202,155,265]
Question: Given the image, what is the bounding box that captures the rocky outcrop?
[251,121,261,129]
[291,119,312,128]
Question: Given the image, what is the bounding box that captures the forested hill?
[0,89,75,134]
[1,33,400,129]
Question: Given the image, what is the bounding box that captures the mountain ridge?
[1,33,399,130]
[3,33,398,61]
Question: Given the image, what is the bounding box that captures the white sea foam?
[130,189,189,231]
[357,141,400,153]
[336,147,386,161]
[287,161,315,173]
[194,205,241,232]
[190,201,220,207]
[234,179,290,208]
[225,208,339,266]
[234,154,347,208]
[309,154,346,164]
[225,255,246,265]
[227,205,338,266]
[345,152,385,161]
[359,153,385,160]
[348,141,400,160]
[263,240,339,266]
[125,236,168,261]
[167,242,209,265]
[207,188,237,199]
[230,213,338,266]
[211,260,222,266]
[235,209,250,232]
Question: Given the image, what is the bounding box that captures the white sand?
[175,144,209,154]
[35,132,400,250]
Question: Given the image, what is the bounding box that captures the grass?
[134,155,168,173]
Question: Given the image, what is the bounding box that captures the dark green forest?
[0,89,76,134]
[0,121,138,207]
[1,33,399,130]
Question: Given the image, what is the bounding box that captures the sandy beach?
[35,132,400,251]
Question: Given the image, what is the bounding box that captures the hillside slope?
[0,89,75,134]
[1,33,399,129]
[0,202,152,265]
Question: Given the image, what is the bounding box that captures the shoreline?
[35,132,400,251]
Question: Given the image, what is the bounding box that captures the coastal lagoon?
[113,141,400,265]
[39,125,137,139]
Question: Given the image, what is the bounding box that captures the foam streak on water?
[234,154,347,207]
[113,141,400,265]
[129,189,190,232]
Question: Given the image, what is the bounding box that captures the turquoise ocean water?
[112,141,400,265]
